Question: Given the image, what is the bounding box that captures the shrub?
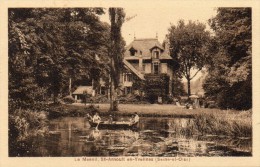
[144,74,170,104]
[89,95,109,103]
[63,95,75,104]
[81,94,92,103]
[9,109,48,141]
[193,111,252,137]
[118,94,150,104]
[204,100,218,108]
[145,93,157,104]
[164,95,174,104]
[85,104,99,115]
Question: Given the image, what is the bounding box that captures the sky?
[100,7,217,45]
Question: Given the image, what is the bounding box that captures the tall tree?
[8,8,109,106]
[167,20,210,97]
[108,8,126,111]
[204,8,252,110]
[61,8,109,95]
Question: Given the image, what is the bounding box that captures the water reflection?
[12,117,252,157]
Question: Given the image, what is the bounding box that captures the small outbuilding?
[72,86,95,102]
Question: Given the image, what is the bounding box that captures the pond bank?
[9,103,251,156]
[47,103,196,118]
[46,103,252,138]
[47,103,249,118]
[10,116,252,156]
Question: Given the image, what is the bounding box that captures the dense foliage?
[9,8,109,107]
[203,8,252,110]
[63,95,76,104]
[167,20,210,96]
[8,8,111,145]
[172,77,186,97]
[144,74,170,103]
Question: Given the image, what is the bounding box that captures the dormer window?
[150,45,163,59]
[130,50,135,56]
[153,51,160,59]
[129,47,137,56]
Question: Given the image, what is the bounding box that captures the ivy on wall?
[144,74,170,103]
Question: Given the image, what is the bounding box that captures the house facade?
[120,38,173,96]
[72,38,174,102]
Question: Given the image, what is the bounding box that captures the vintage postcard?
[0,0,260,167]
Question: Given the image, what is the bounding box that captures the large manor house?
[72,37,174,102]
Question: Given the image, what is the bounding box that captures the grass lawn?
[70,103,245,117]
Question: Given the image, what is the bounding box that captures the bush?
[89,95,109,103]
[144,74,170,104]
[63,95,75,104]
[193,111,252,137]
[9,109,48,141]
[118,94,149,104]
[205,100,218,108]
[85,104,100,115]
[81,94,92,103]
[163,95,174,104]
[145,93,157,104]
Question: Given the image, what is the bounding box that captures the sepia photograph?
[7,6,253,157]
[1,0,260,167]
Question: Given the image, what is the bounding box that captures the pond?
[12,116,252,157]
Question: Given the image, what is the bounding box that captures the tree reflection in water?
[10,117,252,157]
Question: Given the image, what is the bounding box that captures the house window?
[129,47,136,56]
[125,87,132,94]
[124,73,132,82]
[153,51,160,59]
[142,64,146,72]
[130,50,135,56]
[153,62,159,74]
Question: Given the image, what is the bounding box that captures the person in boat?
[129,115,135,125]
[86,113,92,120]
[134,112,139,123]
[108,115,113,124]
[130,112,139,125]
[92,112,101,123]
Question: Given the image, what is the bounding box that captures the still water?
[15,117,252,157]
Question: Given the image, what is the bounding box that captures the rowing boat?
[88,120,138,130]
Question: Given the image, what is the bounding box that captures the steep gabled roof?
[123,59,145,80]
[124,38,172,60]
[160,51,173,59]
[149,44,164,51]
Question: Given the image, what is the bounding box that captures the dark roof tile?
[124,38,172,60]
